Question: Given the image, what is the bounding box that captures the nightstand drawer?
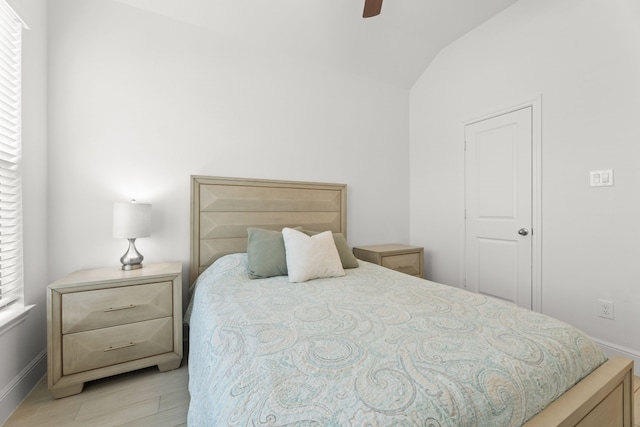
[381,253,421,276]
[62,317,173,375]
[62,281,173,334]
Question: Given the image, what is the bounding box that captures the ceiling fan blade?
[363,0,383,18]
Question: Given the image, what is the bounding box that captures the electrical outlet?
[590,169,614,187]
[598,299,614,320]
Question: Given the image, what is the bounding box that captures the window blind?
[0,0,23,313]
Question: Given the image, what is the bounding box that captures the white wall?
[0,0,48,424]
[410,0,640,365]
[48,0,410,300]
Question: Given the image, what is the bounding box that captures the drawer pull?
[104,342,135,352]
[103,304,136,312]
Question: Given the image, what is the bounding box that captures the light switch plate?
[590,169,614,187]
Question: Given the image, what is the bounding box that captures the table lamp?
[113,200,151,270]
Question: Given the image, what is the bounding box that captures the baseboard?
[593,338,640,376]
[0,348,47,425]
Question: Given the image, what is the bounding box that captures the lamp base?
[120,238,144,271]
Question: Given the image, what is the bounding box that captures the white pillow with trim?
[282,227,345,283]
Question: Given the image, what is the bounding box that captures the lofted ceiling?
[113,0,519,89]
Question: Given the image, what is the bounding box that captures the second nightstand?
[353,244,424,277]
[47,262,183,398]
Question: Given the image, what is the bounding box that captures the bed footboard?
[524,355,634,427]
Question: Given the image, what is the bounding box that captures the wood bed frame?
[189,175,634,427]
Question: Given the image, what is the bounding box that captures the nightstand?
[47,262,183,398]
[353,244,424,277]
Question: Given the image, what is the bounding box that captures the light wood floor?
[2,362,188,427]
[2,366,639,426]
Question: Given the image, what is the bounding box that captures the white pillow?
[282,227,345,283]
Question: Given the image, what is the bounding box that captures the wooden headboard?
[190,175,347,284]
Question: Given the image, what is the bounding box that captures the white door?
[464,107,532,309]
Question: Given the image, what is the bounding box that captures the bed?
[187,175,634,427]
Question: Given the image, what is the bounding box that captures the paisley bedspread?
[186,253,606,426]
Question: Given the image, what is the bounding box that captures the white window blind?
[0,0,23,315]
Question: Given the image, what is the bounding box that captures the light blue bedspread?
[186,253,606,426]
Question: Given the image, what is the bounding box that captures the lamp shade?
[113,201,151,239]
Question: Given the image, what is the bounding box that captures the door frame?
[459,96,543,313]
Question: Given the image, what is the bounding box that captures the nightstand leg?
[51,383,84,399]
[157,358,182,372]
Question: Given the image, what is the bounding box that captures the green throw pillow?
[246,227,302,278]
[246,227,289,278]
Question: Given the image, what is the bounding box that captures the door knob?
[518,228,529,236]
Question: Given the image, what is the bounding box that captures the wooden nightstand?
[353,244,424,277]
[47,262,183,398]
